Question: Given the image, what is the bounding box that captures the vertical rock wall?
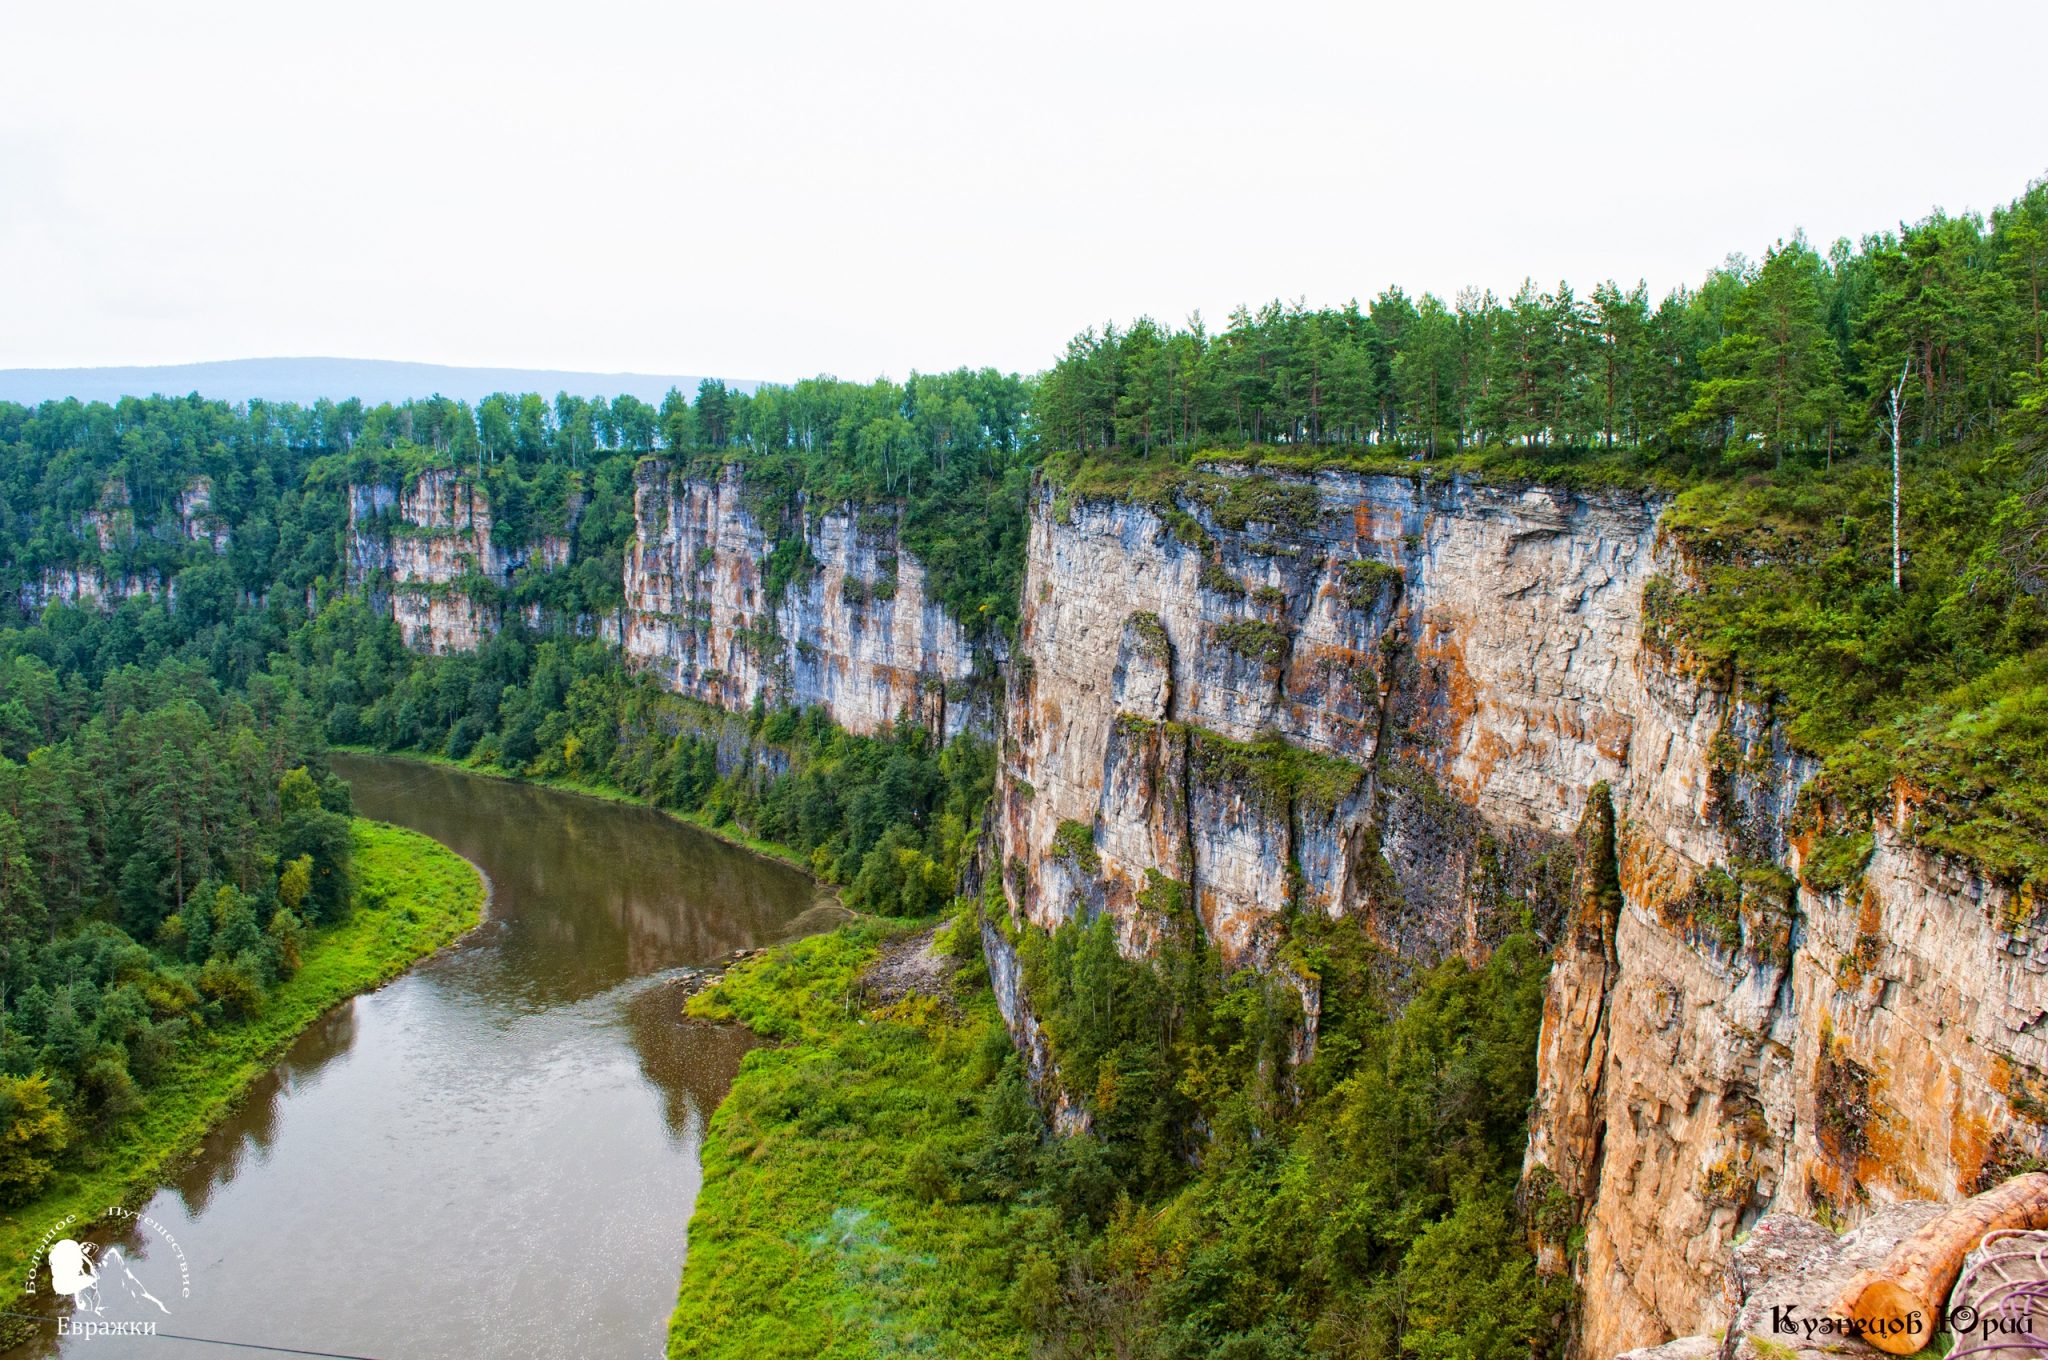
[11,474,195,613]
[345,468,576,653]
[621,462,995,739]
[995,469,1659,972]
[993,463,2048,1360]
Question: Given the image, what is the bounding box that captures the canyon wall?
[30,455,2045,1360]
[621,462,995,740]
[345,468,576,653]
[13,475,205,613]
[342,462,998,740]
[988,462,2048,1360]
[993,467,1657,973]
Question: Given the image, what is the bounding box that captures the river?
[14,755,841,1359]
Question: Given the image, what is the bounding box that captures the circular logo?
[24,1207,190,1338]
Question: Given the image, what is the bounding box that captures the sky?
[4,0,2044,385]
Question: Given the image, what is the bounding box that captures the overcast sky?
[5,0,2043,384]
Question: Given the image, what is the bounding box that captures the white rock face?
[17,566,164,612]
[621,463,994,739]
[177,477,231,551]
[993,464,2048,1360]
[345,468,579,654]
[996,470,1661,970]
[83,476,135,552]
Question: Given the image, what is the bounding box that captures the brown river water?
[11,754,841,1359]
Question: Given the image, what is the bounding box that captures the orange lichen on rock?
[1414,618,1484,785]
[1617,830,1691,923]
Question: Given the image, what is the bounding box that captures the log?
[1835,1172,2048,1354]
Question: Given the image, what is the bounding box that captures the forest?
[1036,185,2045,466]
[0,174,2044,1358]
[0,641,356,1202]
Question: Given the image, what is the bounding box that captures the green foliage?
[1187,474,1323,533]
[1125,612,1170,664]
[1654,447,2045,750]
[1199,560,1247,597]
[1188,726,1365,819]
[1052,819,1100,875]
[1810,648,2048,887]
[1650,416,2048,887]
[684,927,886,1042]
[1800,831,1876,892]
[687,911,1565,1360]
[1340,557,1404,609]
[1032,930,1562,1360]
[1035,180,2046,464]
[268,596,994,916]
[672,924,1028,1360]
[0,653,360,1155]
[0,1074,68,1204]
[1678,238,1846,467]
[6,167,2047,1360]
[1213,619,1291,666]
[761,533,819,606]
[660,370,1036,635]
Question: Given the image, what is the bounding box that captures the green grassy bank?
[669,919,1030,1360]
[0,819,483,1298]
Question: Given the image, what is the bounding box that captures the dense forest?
[0,367,1036,633]
[1037,184,2046,465]
[0,638,355,1201]
[1,174,2046,1358]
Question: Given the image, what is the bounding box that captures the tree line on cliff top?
[1037,178,2047,467]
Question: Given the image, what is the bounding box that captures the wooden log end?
[1841,1274,1935,1356]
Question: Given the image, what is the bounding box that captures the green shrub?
[1214,619,1290,665]
[1052,819,1100,875]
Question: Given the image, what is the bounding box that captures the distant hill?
[0,358,762,407]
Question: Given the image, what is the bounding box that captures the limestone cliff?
[992,468,1656,972]
[621,462,996,739]
[985,461,2048,1360]
[17,566,165,612]
[12,475,180,613]
[1536,670,2045,1359]
[346,468,577,653]
[176,477,232,551]
[341,461,997,740]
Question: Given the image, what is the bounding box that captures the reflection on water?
[172,1003,362,1222]
[9,756,839,1360]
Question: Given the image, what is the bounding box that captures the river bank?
[0,819,484,1328]
[667,915,1029,1359]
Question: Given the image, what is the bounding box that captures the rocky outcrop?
[1548,781,2048,1360]
[14,477,166,613]
[339,462,995,739]
[346,468,577,653]
[17,566,165,612]
[993,468,1655,978]
[622,463,995,740]
[986,461,2048,1360]
[177,477,231,551]
[1615,1203,1952,1360]
[84,476,135,552]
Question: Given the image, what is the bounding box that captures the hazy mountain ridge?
[0,357,762,407]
